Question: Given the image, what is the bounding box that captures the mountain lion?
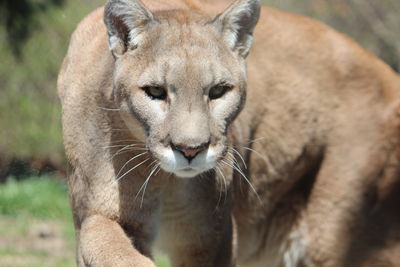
[58,0,400,266]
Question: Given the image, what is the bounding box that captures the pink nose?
[180,147,203,158]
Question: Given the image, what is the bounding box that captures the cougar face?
[106,0,260,177]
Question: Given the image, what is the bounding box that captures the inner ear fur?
[104,0,155,57]
[214,0,261,57]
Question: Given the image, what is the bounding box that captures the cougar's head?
[104,0,260,177]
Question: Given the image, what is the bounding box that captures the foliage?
[0,0,103,172]
[0,0,65,57]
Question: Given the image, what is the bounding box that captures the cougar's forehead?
[135,18,241,90]
[138,52,234,93]
[152,11,220,49]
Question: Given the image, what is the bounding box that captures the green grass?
[0,176,75,266]
[0,176,170,267]
[0,176,71,219]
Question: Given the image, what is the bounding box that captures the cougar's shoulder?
[57,8,111,100]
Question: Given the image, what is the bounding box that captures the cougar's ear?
[213,0,260,57]
[104,0,155,57]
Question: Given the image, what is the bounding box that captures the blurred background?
[0,0,398,266]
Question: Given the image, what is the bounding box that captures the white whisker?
[115,157,150,182]
[247,137,265,145]
[116,151,148,178]
[135,163,160,208]
[109,139,144,144]
[154,166,162,176]
[213,167,223,210]
[243,146,269,164]
[111,147,148,159]
[226,151,241,170]
[145,160,158,171]
[221,159,262,204]
[102,144,144,149]
[97,106,120,111]
[215,165,228,208]
[231,147,247,169]
[110,128,131,132]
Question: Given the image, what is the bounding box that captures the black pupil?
[209,85,229,100]
[144,86,167,100]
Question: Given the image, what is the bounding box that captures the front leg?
[159,175,235,267]
[306,138,391,267]
[68,162,161,267]
[78,215,155,267]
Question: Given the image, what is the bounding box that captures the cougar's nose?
[172,142,209,163]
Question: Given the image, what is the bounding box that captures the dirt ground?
[0,216,75,267]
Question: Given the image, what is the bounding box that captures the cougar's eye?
[142,86,167,100]
[209,84,232,100]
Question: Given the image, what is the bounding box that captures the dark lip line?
[181,167,196,171]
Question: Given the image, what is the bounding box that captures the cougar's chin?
[172,168,207,178]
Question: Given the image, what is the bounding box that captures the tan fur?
[58,0,400,266]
